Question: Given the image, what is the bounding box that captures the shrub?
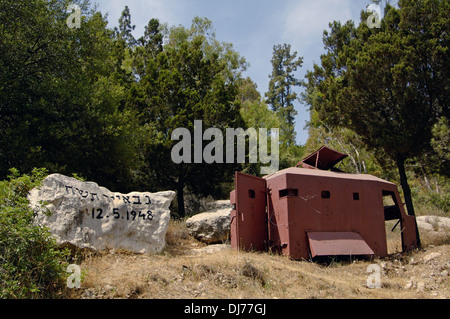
[0,168,70,298]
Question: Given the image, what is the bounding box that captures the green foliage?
[430,117,450,177]
[416,188,450,214]
[239,78,281,131]
[0,0,142,192]
[303,0,449,224]
[117,5,136,47]
[127,17,247,217]
[0,168,70,298]
[0,0,251,217]
[410,170,450,216]
[306,123,378,174]
[266,43,303,149]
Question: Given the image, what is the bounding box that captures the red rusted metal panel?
[229,189,237,249]
[230,172,267,252]
[307,232,375,257]
[298,145,348,170]
[384,184,420,252]
[230,145,419,259]
[264,167,393,259]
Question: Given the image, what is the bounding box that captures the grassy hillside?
[71,219,449,299]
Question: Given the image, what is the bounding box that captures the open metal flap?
[297,145,348,170]
[230,172,267,252]
[307,232,375,257]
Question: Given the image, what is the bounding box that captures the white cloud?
[279,1,361,144]
[91,0,366,145]
[94,0,185,35]
[282,0,355,49]
[128,0,183,27]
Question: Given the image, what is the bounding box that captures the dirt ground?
[70,219,449,300]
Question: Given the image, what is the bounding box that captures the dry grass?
[385,218,450,253]
[163,218,206,256]
[73,219,449,299]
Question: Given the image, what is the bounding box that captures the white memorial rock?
[28,174,175,254]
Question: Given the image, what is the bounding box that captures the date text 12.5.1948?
[90,208,153,221]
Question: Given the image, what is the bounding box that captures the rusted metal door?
[307,232,375,257]
[230,172,267,252]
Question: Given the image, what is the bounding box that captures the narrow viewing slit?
[279,189,298,198]
[321,190,330,199]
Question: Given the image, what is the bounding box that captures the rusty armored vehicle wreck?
[230,146,420,259]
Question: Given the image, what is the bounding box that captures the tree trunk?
[362,160,367,174]
[434,176,440,194]
[176,182,185,218]
[420,163,432,191]
[176,166,186,218]
[395,154,421,248]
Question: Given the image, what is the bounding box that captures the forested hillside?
[0,0,304,218]
[1,0,448,218]
[0,0,448,299]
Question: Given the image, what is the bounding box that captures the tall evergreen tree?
[0,0,140,190]
[303,0,449,247]
[133,18,164,79]
[265,44,303,148]
[117,5,136,48]
[129,18,246,217]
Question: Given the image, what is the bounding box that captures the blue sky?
[92,0,375,144]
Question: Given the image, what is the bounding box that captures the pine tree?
[303,0,450,247]
[118,6,136,47]
[265,44,303,148]
[128,18,246,217]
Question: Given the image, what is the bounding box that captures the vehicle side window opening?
[279,189,298,198]
[321,190,330,199]
[383,190,402,220]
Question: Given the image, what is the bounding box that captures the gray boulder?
[416,216,450,233]
[186,201,231,244]
[416,215,450,244]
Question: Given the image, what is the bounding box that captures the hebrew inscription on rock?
[28,174,175,254]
